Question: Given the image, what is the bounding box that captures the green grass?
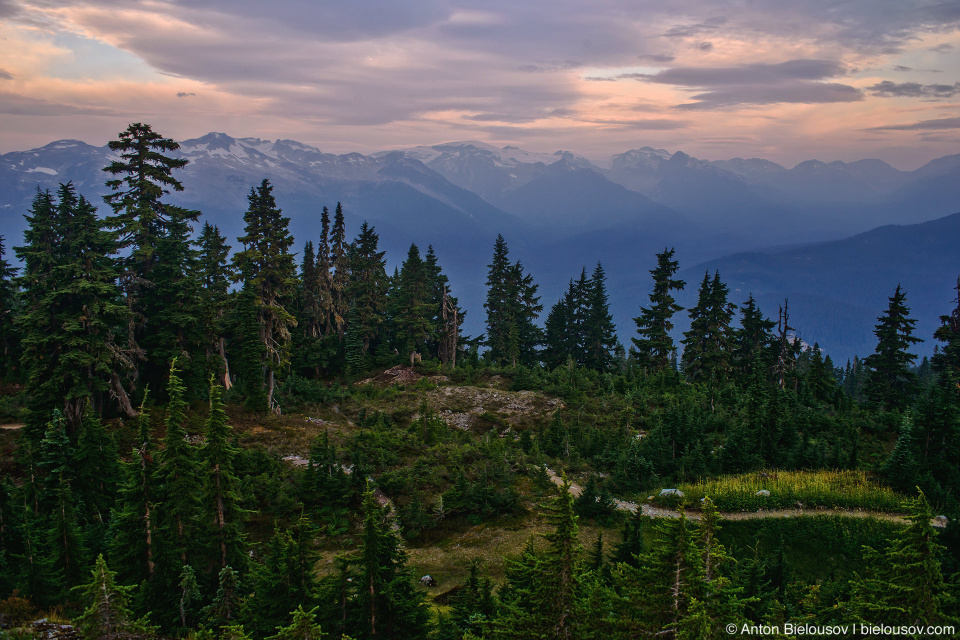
[653,470,907,513]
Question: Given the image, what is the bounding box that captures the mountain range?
[2,132,958,363]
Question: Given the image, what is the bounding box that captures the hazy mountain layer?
[2,133,958,362]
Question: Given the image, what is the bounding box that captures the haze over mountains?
[1,132,958,363]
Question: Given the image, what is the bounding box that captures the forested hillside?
[0,124,958,639]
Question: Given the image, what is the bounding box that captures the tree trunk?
[219,337,232,390]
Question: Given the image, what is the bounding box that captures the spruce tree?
[74,409,120,555]
[330,202,349,337]
[267,606,326,640]
[583,263,619,372]
[201,565,242,629]
[300,240,321,339]
[539,479,586,639]
[146,204,202,391]
[616,512,701,637]
[155,361,200,570]
[345,222,389,362]
[75,554,149,640]
[196,222,234,388]
[393,244,434,363]
[543,281,576,370]
[316,206,335,336]
[200,380,246,576]
[109,396,161,594]
[423,245,461,364]
[353,486,431,639]
[484,234,513,364]
[178,564,200,630]
[681,271,736,409]
[14,503,60,607]
[102,123,199,392]
[633,248,685,372]
[864,284,922,411]
[232,179,297,412]
[932,275,960,381]
[806,343,837,405]
[612,507,646,568]
[16,184,129,434]
[36,412,87,594]
[689,498,747,639]
[449,560,495,637]
[496,480,587,640]
[733,294,776,386]
[0,235,17,381]
[45,473,88,597]
[242,518,319,638]
[235,282,268,412]
[847,491,954,626]
[483,236,543,367]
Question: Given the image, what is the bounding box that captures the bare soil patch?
[427,385,562,433]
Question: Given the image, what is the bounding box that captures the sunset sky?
[1,0,959,168]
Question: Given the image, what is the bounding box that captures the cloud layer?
[1,0,959,166]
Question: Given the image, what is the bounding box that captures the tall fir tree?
[733,294,776,387]
[200,380,246,577]
[496,480,588,640]
[681,271,736,410]
[583,263,619,372]
[145,201,202,392]
[241,518,319,638]
[0,235,17,381]
[864,284,922,411]
[74,408,120,557]
[633,248,685,372]
[423,246,463,368]
[102,123,199,393]
[330,202,349,338]
[109,396,162,598]
[16,184,129,435]
[232,179,297,412]
[847,491,954,626]
[345,222,389,365]
[484,234,513,364]
[316,206,335,336]
[196,222,234,388]
[484,236,543,367]
[932,275,960,379]
[38,411,87,596]
[155,361,200,571]
[321,486,431,640]
[542,285,571,371]
[393,244,434,363]
[300,240,321,339]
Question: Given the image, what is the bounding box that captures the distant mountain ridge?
[1,132,958,362]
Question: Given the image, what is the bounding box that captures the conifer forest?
[2,123,960,640]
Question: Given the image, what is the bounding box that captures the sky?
[1,0,959,169]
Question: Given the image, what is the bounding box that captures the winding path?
[543,467,947,528]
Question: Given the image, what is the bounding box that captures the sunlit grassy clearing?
[654,470,906,513]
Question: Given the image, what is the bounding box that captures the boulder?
[419,575,437,587]
[935,515,948,527]
[659,488,684,498]
[755,490,771,497]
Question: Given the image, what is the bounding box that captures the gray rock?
[659,488,685,498]
[935,515,948,527]
[756,490,771,497]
